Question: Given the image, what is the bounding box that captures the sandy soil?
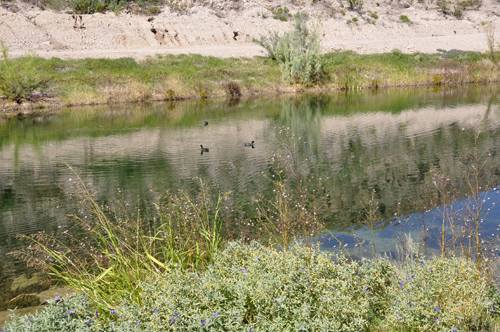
[1,0,500,59]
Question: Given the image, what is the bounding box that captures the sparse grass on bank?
[1,47,499,113]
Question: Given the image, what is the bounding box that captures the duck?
[244,141,255,147]
[200,145,209,152]
[203,121,208,126]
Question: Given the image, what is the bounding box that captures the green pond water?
[1,85,500,310]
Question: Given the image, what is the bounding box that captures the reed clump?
[10,168,232,312]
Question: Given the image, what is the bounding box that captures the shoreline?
[1,49,500,119]
[2,80,498,120]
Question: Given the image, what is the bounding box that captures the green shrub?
[400,14,411,23]
[3,243,494,332]
[433,75,442,85]
[165,0,190,13]
[71,0,106,14]
[147,5,160,14]
[253,13,325,85]
[113,242,380,331]
[347,0,363,10]
[0,42,46,104]
[392,48,402,55]
[271,6,292,21]
[436,0,481,16]
[385,256,488,331]
[1,295,100,332]
[367,10,378,19]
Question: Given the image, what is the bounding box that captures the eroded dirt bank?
[1,0,500,59]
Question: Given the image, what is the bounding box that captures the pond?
[1,85,500,310]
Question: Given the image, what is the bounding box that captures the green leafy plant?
[392,48,403,55]
[1,295,102,332]
[253,13,325,85]
[146,5,160,14]
[385,255,488,331]
[164,0,191,14]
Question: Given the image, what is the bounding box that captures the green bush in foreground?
[3,242,497,332]
[2,294,99,332]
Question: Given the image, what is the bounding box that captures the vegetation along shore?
[1,12,500,117]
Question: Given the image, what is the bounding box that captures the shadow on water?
[0,84,500,309]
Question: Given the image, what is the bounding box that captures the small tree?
[254,13,325,85]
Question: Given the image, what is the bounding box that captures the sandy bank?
[1,0,500,60]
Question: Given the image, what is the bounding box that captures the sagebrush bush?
[1,295,100,332]
[117,242,377,331]
[385,256,488,331]
[2,242,496,332]
[254,13,325,85]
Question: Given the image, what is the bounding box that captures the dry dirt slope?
[1,0,500,59]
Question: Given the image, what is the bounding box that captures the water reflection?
[0,86,500,308]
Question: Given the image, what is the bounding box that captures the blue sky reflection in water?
[319,187,500,259]
[1,86,500,288]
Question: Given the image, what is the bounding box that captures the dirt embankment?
[1,0,500,60]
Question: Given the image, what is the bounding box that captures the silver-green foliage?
[385,256,488,331]
[254,13,325,85]
[2,295,99,332]
[115,241,380,331]
[2,243,494,332]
